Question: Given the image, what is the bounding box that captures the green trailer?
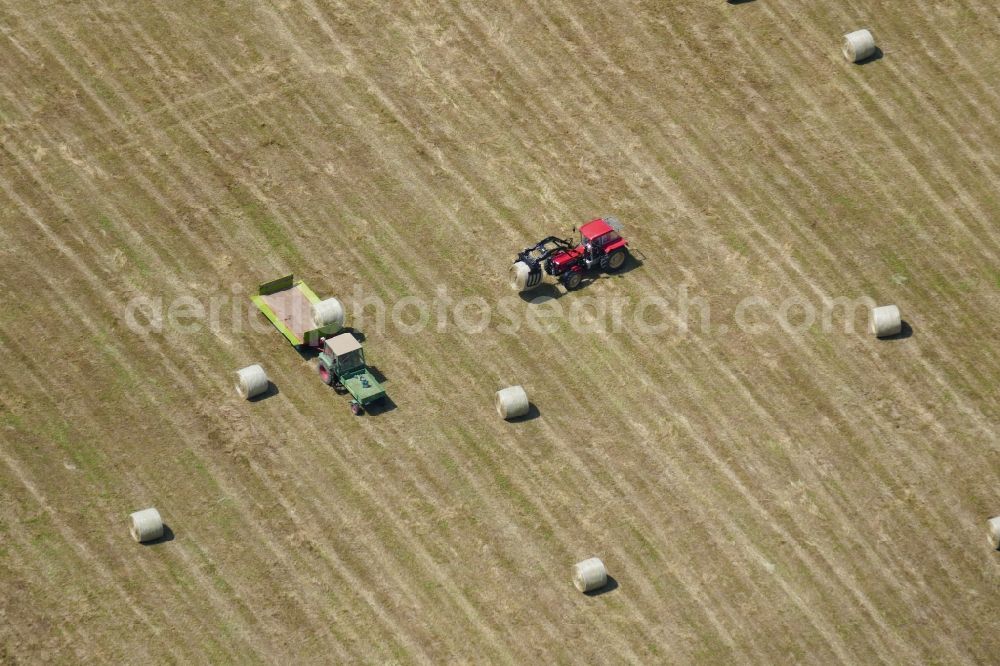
[317,333,387,415]
[251,274,342,347]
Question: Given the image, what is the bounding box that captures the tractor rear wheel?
[562,272,583,291]
[602,249,627,272]
[318,363,334,386]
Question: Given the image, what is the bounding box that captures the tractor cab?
[323,333,365,375]
[317,332,387,414]
[576,217,628,268]
[578,217,623,251]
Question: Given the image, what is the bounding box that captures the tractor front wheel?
[603,249,627,272]
[318,363,334,386]
[350,402,363,416]
[562,271,583,291]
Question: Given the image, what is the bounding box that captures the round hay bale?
[312,297,345,330]
[988,516,1000,550]
[573,557,608,593]
[869,305,902,338]
[129,507,163,543]
[843,29,876,63]
[509,261,531,291]
[495,386,529,419]
[235,364,269,399]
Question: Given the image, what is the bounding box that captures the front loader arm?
[516,236,575,264]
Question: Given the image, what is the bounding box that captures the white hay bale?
[495,385,529,419]
[843,29,876,63]
[509,261,532,291]
[129,507,163,543]
[869,304,901,337]
[235,364,269,399]
[312,297,345,330]
[573,557,608,593]
[988,517,1000,550]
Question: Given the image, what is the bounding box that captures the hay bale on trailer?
[495,386,529,419]
[129,507,163,543]
[988,517,1000,550]
[312,297,345,329]
[869,305,902,338]
[843,29,876,63]
[573,557,608,593]
[235,364,269,399]
[251,275,345,347]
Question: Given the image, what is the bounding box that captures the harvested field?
[1,0,999,662]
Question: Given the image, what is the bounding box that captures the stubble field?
[1,0,999,663]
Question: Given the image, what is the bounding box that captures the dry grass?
[1,0,999,662]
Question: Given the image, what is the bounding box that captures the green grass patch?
[724,232,748,256]
[928,271,973,297]
[880,250,909,278]
[627,520,661,563]
[227,185,302,264]
[438,454,459,479]
[355,239,409,296]
[98,215,151,277]
[0,412,23,429]
[52,422,98,469]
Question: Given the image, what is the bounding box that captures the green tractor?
[317,333,386,415]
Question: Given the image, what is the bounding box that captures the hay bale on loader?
[312,298,345,329]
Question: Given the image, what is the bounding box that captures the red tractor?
[509,217,630,292]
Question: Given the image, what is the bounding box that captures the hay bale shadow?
[141,524,175,546]
[248,381,279,402]
[855,47,884,65]
[584,575,619,597]
[879,320,912,341]
[507,403,540,422]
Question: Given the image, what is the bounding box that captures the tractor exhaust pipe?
[509,261,543,292]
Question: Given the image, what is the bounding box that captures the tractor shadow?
[343,327,366,343]
[593,252,644,286]
[519,253,645,300]
[855,47,884,65]
[519,283,563,302]
[878,320,912,340]
[296,346,319,361]
[368,365,389,384]
[365,395,397,415]
[507,403,540,422]
[584,575,619,597]
[727,0,756,4]
[296,328,367,361]
[249,382,280,402]
[141,524,175,546]
[616,251,644,275]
